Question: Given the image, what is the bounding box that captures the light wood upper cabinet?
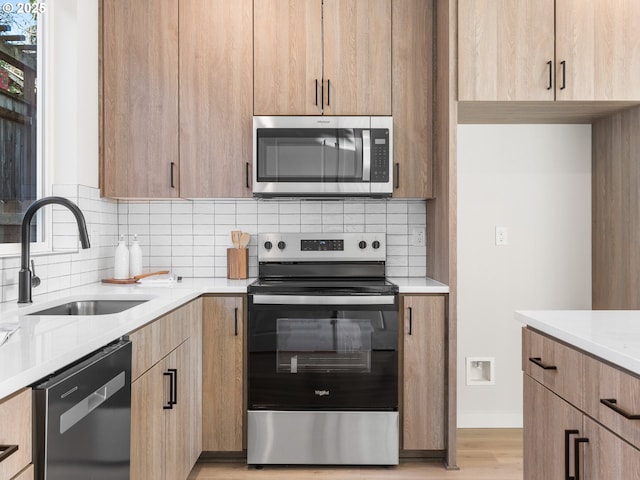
[202,296,245,452]
[556,0,640,101]
[179,0,253,198]
[392,0,433,198]
[458,0,555,101]
[322,0,391,116]
[401,295,446,451]
[253,0,391,116]
[102,0,180,198]
[253,0,323,115]
[101,0,252,198]
[459,0,640,102]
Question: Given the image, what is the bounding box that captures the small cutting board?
[102,270,169,284]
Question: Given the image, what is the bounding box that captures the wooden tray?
[102,270,169,284]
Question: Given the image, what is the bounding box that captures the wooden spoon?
[239,232,250,248]
[230,230,241,248]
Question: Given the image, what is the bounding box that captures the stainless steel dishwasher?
[33,339,132,480]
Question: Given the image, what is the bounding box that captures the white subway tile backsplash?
[0,193,428,303]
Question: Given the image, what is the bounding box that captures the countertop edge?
[516,310,640,376]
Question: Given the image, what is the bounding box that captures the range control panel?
[258,233,386,262]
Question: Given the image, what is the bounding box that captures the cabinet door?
[164,344,194,480]
[202,296,245,451]
[323,0,392,115]
[130,360,166,480]
[556,0,640,101]
[102,0,179,198]
[582,416,640,480]
[253,0,323,115]
[523,375,583,480]
[0,389,32,480]
[392,0,433,198]
[401,295,445,450]
[180,0,253,198]
[458,0,555,101]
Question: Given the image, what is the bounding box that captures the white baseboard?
[457,412,523,429]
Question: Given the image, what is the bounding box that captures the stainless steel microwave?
[253,116,393,197]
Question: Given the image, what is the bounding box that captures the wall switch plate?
[495,226,508,246]
[412,227,426,247]
[466,357,495,385]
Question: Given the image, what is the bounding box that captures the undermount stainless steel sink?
[28,299,149,316]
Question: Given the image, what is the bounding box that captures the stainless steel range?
[247,233,399,466]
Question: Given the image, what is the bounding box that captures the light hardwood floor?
[188,429,523,479]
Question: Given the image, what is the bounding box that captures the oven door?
[248,294,398,411]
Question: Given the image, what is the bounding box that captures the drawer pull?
[574,437,589,480]
[529,357,558,370]
[0,444,18,463]
[600,398,640,420]
[564,429,579,480]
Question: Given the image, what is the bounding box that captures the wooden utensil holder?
[227,248,248,279]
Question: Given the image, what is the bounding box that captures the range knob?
[358,241,367,250]
[372,240,381,249]
[264,241,273,250]
[277,241,287,250]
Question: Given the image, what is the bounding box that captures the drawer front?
[11,464,34,480]
[0,389,32,480]
[522,327,583,408]
[584,354,640,449]
[130,300,198,381]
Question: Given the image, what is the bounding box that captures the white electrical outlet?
[412,227,426,247]
[495,226,508,246]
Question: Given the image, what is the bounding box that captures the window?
[0,0,46,255]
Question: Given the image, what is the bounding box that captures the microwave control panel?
[370,129,390,183]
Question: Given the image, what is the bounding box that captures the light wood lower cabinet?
[400,294,446,452]
[523,327,640,480]
[129,299,202,480]
[0,389,33,480]
[202,296,245,452]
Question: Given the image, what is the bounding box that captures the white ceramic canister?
[114,234,130,279]
[129,234,142,277]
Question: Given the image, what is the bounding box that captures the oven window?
[256,128,363,182]
[276,318,373,374]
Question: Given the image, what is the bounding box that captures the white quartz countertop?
[0,276,447,400]
[516,310,640,376]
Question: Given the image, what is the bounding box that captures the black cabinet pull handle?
[168,368,178,406]
[163,371,173,409]
[245,162,250,189]
[564,429,579,480]
[327,79,330,106]
[234,307,238,336]
[394,163,400,189]
[529,357,558,370]
[600,398,640,419]
[560,61,567,90]
[170,162,176,189]
[315,79,318,106]
[0,445,18,463]
[574,437,589,480]
[408,306,412,335]
[321,78,324,109]
[547,60,553,90]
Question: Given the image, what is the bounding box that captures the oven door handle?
[251,294,395,306]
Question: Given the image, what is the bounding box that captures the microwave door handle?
[362,130,371,182]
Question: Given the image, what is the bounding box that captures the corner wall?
[457,124,592,427]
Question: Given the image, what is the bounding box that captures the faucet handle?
[31,260,41,288]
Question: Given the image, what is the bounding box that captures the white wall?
[49,0,99,188]
[457,124,592,427]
